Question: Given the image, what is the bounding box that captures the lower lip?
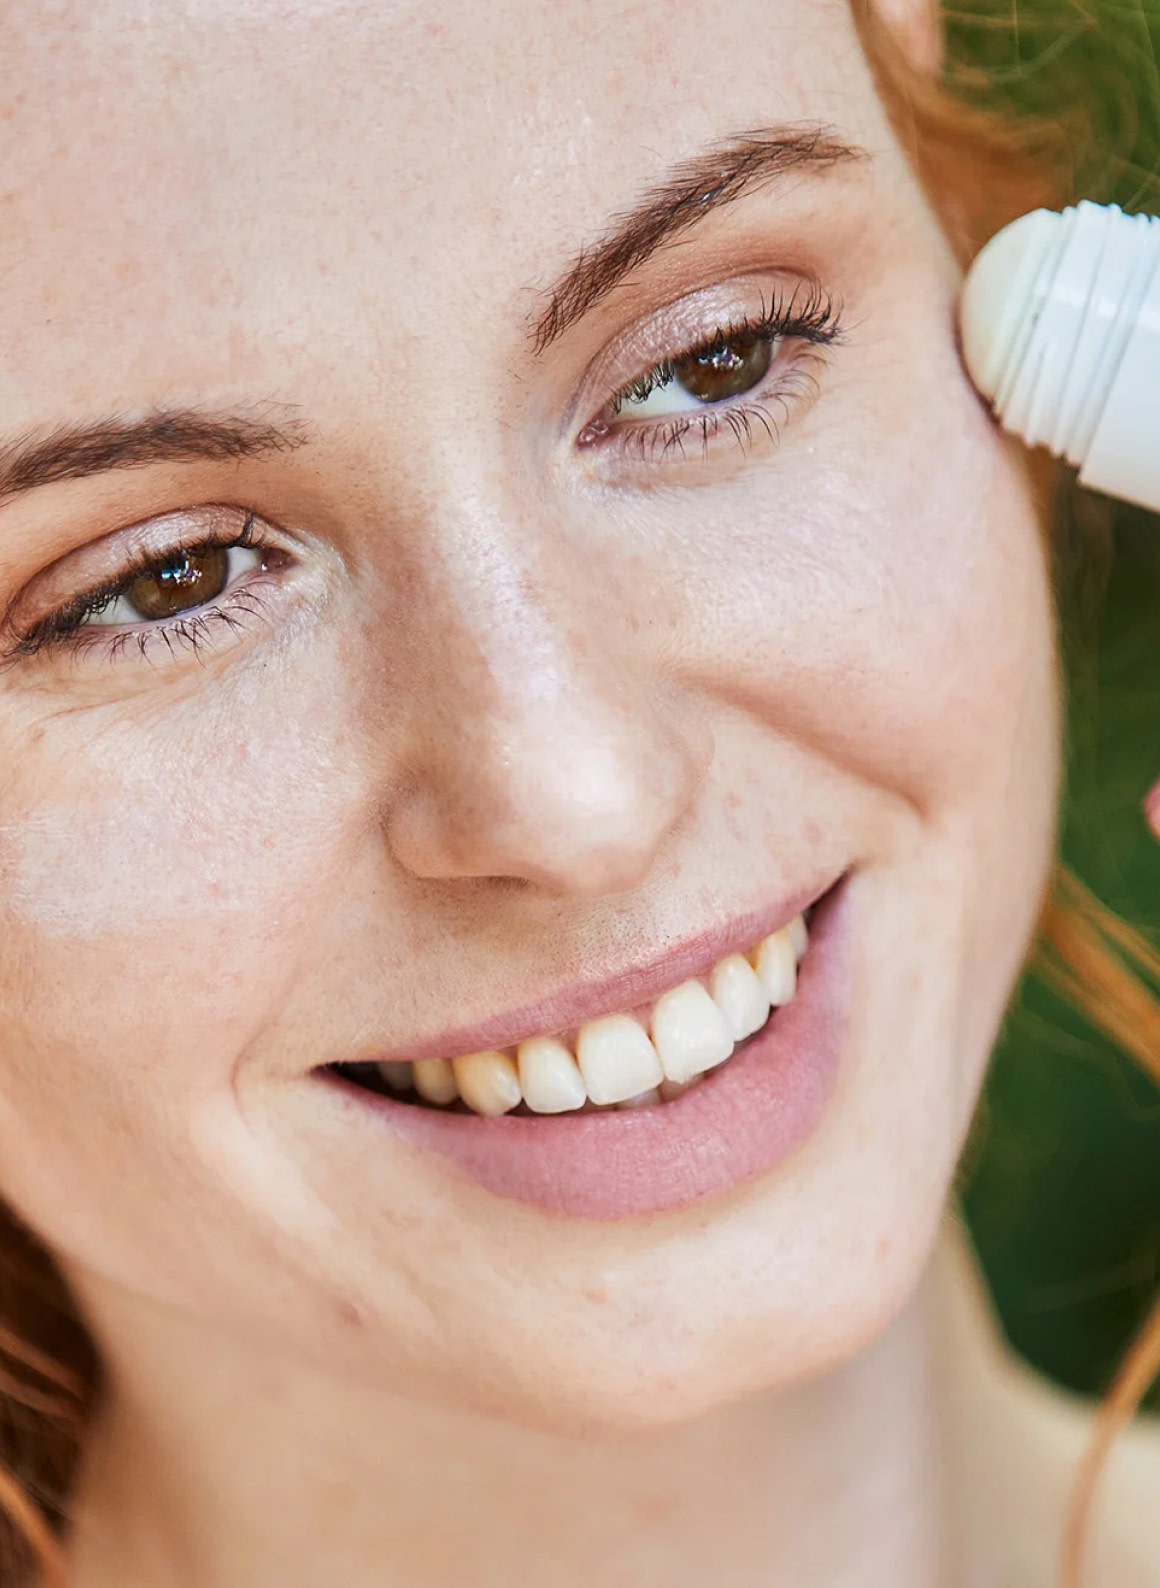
[325,883,849,1220]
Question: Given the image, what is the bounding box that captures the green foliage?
[949,2,1160,1404]
[946,1,1160,210]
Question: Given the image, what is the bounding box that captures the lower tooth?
[413,1057,459,1106]
[659,1077,696,1101]
[616,1088,661,1110]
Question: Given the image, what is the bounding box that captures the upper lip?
[345,874,842,1068]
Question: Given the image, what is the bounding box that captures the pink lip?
[321,878,850,1220]
[351,880,833,1066]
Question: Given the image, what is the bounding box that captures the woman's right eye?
[81,543,260,626]
[7,511,289,664]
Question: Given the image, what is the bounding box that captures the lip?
[320,876,850,1220]
[344,879,835,1067]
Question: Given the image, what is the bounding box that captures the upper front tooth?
[753,928,797,1005]
[709,955,771,1041]
[576,1015,664,1105]
[518,1037,587,1114]
[650,979,734,1083]
[453,1050,522,1116]
[787,913,809,962]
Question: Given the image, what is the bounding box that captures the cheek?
[666,397,1059,1130]
[680,438,1053,808]
[0,648,368,1157]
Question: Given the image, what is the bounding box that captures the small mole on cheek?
[335,1298,370,1332]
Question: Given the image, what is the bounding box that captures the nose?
[383,548,710,898]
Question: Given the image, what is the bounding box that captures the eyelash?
[584,282,842,462]
[10,512,280,665]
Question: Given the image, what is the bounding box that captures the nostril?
[383,712,709,894]
[387,791,673,895]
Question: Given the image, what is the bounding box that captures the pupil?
[674,333,772,404]
[126,546,230,622]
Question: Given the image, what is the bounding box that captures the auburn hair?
[0,4,1155,1584]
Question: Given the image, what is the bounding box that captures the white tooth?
[708,955,771,1041]
[453,1050,522,1116]
[376,1060,414,1093]
[788,913,809,962]
[649,980,734,1083]
[576,1015,663,1105]
[517,1037,587,1114]
[412,1057,459,1106]
[616,1087,661,1110]
[754,928,797,1005]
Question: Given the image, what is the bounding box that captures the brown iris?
[124,546,230,621]
[673,332,773,404]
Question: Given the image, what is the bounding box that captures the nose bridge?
[384,500,709,895]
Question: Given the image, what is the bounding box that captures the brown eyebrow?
[0,133,859,498]
[0,408,309,505]
[532,125,867,353]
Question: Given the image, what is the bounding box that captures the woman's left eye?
[616,331,774,419]
[81,543,259,627]
[581,285,842,458]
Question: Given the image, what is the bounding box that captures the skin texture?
[0,0,1076,1582]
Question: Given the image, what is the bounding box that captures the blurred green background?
[949,1,1160,1408]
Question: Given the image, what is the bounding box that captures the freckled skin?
[0,0,1061,1582]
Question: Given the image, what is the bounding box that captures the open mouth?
[322,880,848,1218]
[332,911,811,1118]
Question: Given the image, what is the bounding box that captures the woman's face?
[0,0,1056,1430]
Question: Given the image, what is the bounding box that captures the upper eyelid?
[7,507,265,625]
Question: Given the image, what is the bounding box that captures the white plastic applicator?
[960,200,1160,512]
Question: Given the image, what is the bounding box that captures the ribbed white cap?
[960,208,1062,403]
[960,202,1160,481]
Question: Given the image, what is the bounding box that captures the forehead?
[0,0,885,416]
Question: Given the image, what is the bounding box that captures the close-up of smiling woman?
[2,0,1160,1583]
